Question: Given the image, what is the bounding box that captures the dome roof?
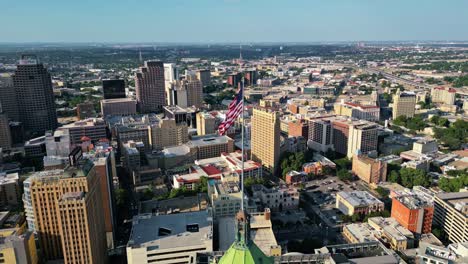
[217,241,273,264]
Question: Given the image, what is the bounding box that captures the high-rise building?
[196,69,211,87]
[196,112,217,136]
[57,192,106,264]
[251,107,280,175]
[288,119,308,140]
[135,61,166,113]
[12,55,58,137]
[347,121,378,158]
[244,69,258,86]
[391,193,434,234]
[392,90,416,119]
[331,119,350,156]
[186,79,203,108]
[307,118,333,152]
[163,63,179,90]
[0,172,20,207]
[166,81,188,107]
[0,76,19,121]
[433,192,468,244]
[227,72,241,87]
[431,86,456,105]
[0,112,12,149]
[26,160,107,262]
[150,118,188,150]
[102,79,126,99]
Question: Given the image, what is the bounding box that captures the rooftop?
[60,118,105,128]
[0,173,18,185]
[338,191,384,207]
[139,193,209,214]
[368,217,414,241]
[344,223,378,243]
[394,193,432,210]
[188,135,232,148]
[127,210,212,250]
[436,192,468,217]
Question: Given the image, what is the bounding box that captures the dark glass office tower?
[102,79,126,99]
[12,55,57,137]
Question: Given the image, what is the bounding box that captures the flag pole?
[240,77,245,212]
[239,43,245,212]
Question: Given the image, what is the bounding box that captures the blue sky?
[1,0,467,42]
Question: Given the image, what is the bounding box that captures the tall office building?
[27,160,107,262]
[166,81,188,107]
[102,79,126,99]
[347,121,378,158]
[150,118,188,150]
[186,79,203,108]
[244,69,258,86]
[308,118,333,153]
[163,63,179,90]
[135,61,166,113]
[392,90,416,119]
[332,119,350,156]
[196,69,211,87]
[251,107,280,175]
[12,55,57,137]
[0,112,12,149]
[196,112,217,136]
[0,76,19,121]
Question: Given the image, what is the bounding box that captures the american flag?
[218,82,243,135]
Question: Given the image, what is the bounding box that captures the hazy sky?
[1,0,467,43]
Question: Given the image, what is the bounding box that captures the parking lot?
[303,176,365,227]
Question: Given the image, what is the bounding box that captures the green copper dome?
[215,211,274,264]
[217,240,274,264]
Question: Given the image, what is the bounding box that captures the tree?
[438,172,468,192]
[335,158,351,170]
[115,188,128,207]
[434,120,468,150]
[375,186,390,198]
[280,152,307,177]
[399,168,431,188]
[337,169,353,181]
[438,118,449,127]
[388,170,401,183]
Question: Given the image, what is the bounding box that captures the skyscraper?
[102,79,126,99]
[308,118,333,152]
[347,121,378,158]
[392,90,416,119]
[27,160,107,262]
[196,69,211,87]
[0,112,12,149]
[251,107,280,175]
[163,63,179,89]
[135,61,166,113]
[12,55,57,137]
[186,79,203,108]
[0,76,20,121]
